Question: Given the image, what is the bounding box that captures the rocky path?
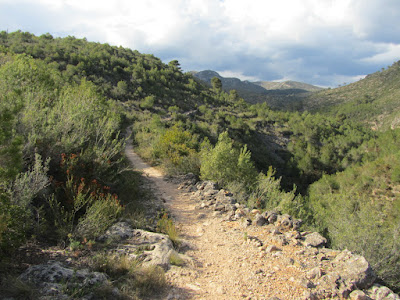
[125,137,399,300]
[125,138,311,300]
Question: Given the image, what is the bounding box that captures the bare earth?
[125,139,311,300]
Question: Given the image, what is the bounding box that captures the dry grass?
[169,251,185,266]
[157,213,180,247]
[90,252,167,298]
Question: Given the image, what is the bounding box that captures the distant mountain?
[192,70,323,110]
[191,70,267,94]
[254,80,323,92]
[303,61,400,130]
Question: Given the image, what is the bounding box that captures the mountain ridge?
[191,69,323,93]
[192,69,324,109]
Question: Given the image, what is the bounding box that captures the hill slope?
[254,80,323,92]
[303,61,400,130]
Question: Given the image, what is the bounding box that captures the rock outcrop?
[19,261,110,299]
[17,223,175,299]
[99,222,175,270]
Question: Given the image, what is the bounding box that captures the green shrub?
[0,193,30,257]
[75,192,124,240]
[309,167,400,292]
[91,253,138,278]
[155,125,200,175]
[140,95,155,109]
[247,167,295,210]
[200,131,257,187]
[9,153,50,209]
[391,166,400,183]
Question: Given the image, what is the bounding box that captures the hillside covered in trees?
[0,31,399,294]
[302,61,400,130]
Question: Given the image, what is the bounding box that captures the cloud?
[0,0,399,86]
[359,43,400,66]
[217,70,261,82]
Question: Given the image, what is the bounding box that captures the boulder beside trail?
[332,249,376,290]
[99,222,175,270]
[19,261,109,299]
[303,232,328,248]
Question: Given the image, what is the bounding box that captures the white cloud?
[0,0,399,86]
[361,44,400,65]
[217,70,260,82]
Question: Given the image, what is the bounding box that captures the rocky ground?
[125,140,399,300]
[4,139,399,300]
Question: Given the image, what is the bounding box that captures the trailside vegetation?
[0,31,399,292]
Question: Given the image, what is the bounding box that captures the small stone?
[303,291,319,300]
[277,214,293,228]
[272,235,288,246]
[197,213,206,219]
[367,284,400,300]
[303,232,327,248]
[265,245,281,253]
[299,277,315,289]
[251,209,261,215]
[214,204,225,211]
[186,283,202,291]
[269,227,282,235]
[296,249,305,255]
[212,211,223,217]
[254,213,267,226]
[349,290,369,300]
[307,267,323,280]
[235,209,246,218]
[266,211,278,224]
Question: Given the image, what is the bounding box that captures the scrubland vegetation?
[0,31,399,293]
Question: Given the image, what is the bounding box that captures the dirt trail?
[125,137,308,300]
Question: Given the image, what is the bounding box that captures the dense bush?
[200,131,257,187]
[154,125,201,175]
[0,53,126,254]
[309,153,400,291]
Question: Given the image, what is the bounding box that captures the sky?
[1,0,400,87]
